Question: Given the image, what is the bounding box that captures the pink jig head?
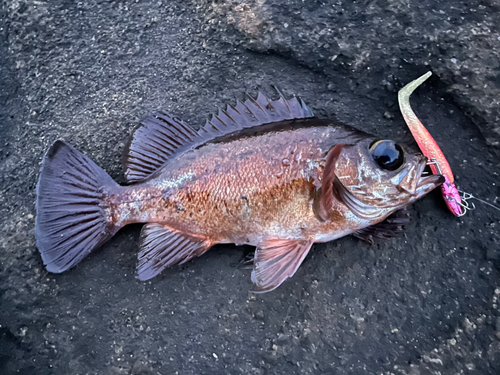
[398,72,465,216]
[430,161,464,216]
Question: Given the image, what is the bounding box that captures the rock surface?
[1,1,499,374]
[199,0,500,146]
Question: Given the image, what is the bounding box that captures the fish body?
[36,91,443,292]
[109,121,368,245]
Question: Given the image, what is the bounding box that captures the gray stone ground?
[1,1,499,374]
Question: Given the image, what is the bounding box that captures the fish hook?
[458,190,500,214]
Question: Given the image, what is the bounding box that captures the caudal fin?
[35,141,120,273]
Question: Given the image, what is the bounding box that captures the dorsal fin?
[124,112,199,183]
[124,90,315,183]
[199,90,314,139]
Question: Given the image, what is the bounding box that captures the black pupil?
[370,140,404,171]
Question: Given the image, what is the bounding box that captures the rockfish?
[35,91,443,292]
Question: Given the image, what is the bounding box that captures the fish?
[35,90,444,292]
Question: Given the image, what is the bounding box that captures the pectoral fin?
[352,207,411,245]
[251,239,314,293]
[137,224,213,280]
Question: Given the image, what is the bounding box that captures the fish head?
[333,139,444,217]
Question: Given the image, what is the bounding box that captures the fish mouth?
[397,156,444,196]
[415,158,445,197]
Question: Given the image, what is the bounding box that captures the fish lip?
[398,156,432,195]
[416,157,445,197]
[417,174,445,190]
[416,157,445,195]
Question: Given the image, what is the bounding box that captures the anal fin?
[251,239,314,293]
[352,207,411,245]
[137,224,213,280]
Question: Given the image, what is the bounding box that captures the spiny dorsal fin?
[124,90,314,183]
[199,90,314,138]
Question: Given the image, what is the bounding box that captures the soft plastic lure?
[398,72,466,216]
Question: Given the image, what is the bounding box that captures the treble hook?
[458,190,500,213]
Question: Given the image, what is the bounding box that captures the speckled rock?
[1,1,499,374]
[197,0,500,146]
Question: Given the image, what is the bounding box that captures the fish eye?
[369,140,405,171]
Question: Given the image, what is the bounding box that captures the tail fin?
[35,141,120,273]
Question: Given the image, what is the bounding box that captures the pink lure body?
[398,72,463,216]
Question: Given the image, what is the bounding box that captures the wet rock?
[1,1,499,374]
[197,0,500,146]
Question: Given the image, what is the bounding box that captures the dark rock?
[197,0,500,146]
[1,1,499,375]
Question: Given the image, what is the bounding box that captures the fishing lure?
[398,72,467,216]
